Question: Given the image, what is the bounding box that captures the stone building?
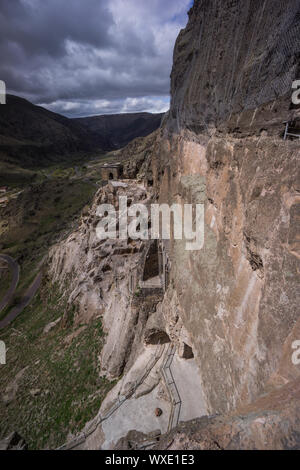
[100,162,123,181]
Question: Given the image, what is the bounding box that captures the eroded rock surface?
[48,180,164,380]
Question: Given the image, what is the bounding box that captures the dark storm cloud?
[0,0,113,57]
[0,0,191,116]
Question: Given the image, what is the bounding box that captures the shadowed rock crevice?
[144,329,170,346]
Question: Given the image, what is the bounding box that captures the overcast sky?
[0,0,192,117]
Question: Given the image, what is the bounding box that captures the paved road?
[0,254,20,313]
[0,271,42,330]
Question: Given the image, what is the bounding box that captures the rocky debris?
[2,366,29,405]
[43,316,61,334]
[114,429,161,450]
[0,432,28,450]
[29,389,41,398]
[113,379,300,451]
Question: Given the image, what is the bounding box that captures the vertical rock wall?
[151,0,300,414]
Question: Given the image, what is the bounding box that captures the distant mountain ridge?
[0,95,163,168]
[75,112,164,150]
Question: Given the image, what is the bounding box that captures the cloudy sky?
[0,0,192,117]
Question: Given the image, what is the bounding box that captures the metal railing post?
[284,122,288,140]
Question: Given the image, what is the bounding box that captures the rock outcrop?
[0,432,27,450]
[48,179,164,380]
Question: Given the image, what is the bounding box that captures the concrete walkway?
[171,355,207,422]
[60,344,208,450]
[97,351,207,449]
[100,385,170,449]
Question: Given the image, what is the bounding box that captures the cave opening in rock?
[179,342,194,359]
[109,172,114,180]
[143,241,160,281]
[145,329,170,345]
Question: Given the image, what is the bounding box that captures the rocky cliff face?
[48,180,158,380]
[48,0,300,449]
[150,0,300,416]
[169,0,300,135]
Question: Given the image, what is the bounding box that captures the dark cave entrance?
[143,241,160,281]
[180,343,194,359]
[145,329,170,345]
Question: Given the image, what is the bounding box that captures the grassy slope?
[0,166,116,448]
[0,280,115,449]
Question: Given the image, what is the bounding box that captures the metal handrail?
[160,343,182,431]
[283,121,300,140]
[57,341,182,450]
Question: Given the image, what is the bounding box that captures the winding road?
[0,254,20,313]
[0,254,42,330]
